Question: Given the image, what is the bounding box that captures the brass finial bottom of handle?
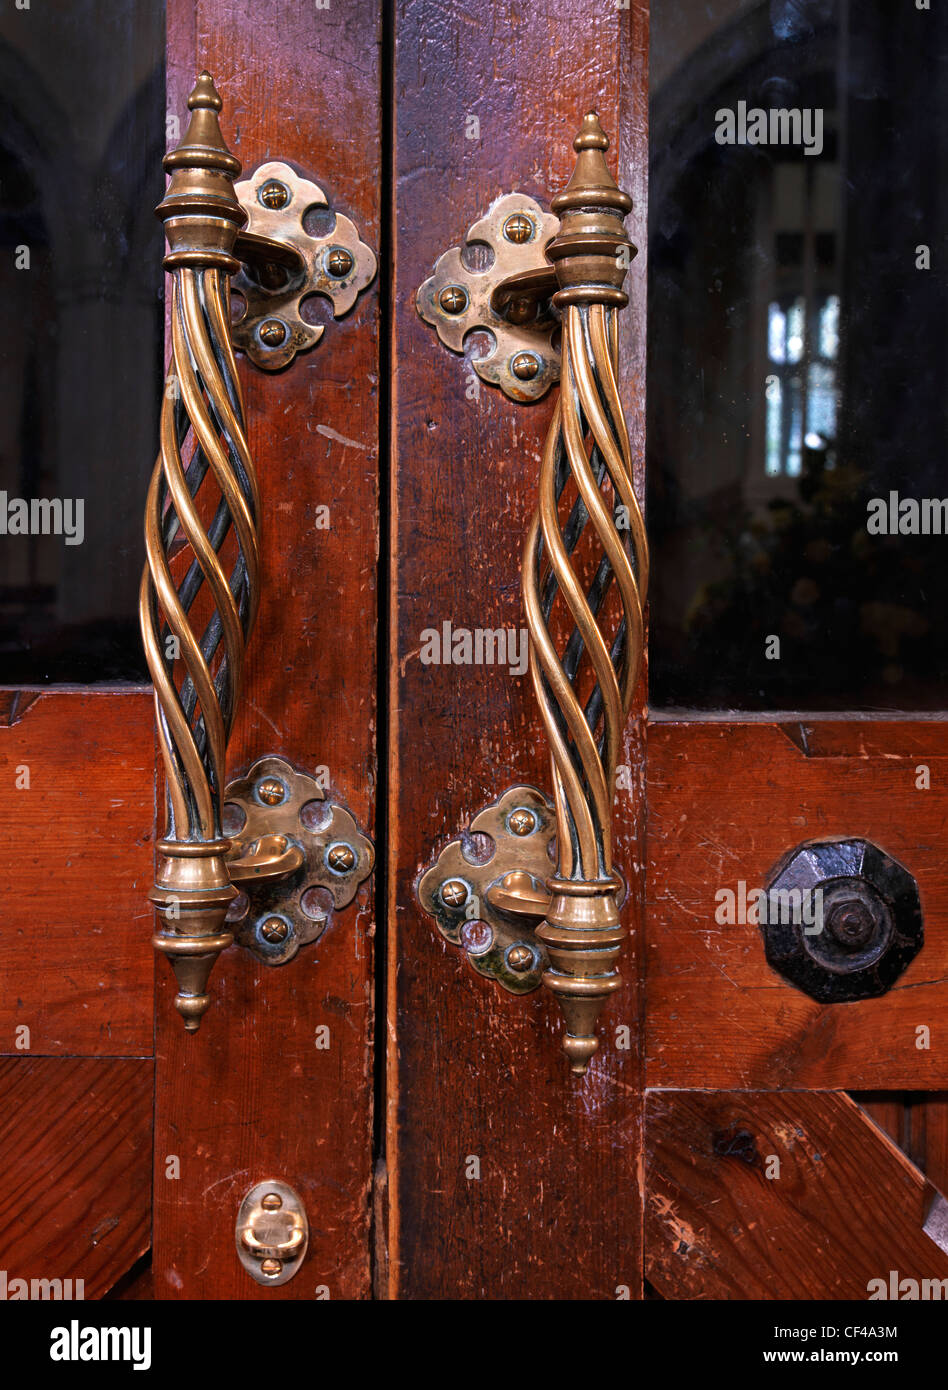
[150,840,237,1032]
[535,877,626,1074]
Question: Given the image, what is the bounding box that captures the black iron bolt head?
[761,838,922,1003]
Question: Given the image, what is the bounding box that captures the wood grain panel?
[647,720,948,1088]
[646,1090,948,1300]
[387,0,648,1298]
[0,691,154,1056]
[152,0,380,1299]
[919,1095,948,1195]
[0,1058,152,1299]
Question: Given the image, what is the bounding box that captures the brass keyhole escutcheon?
[236,1180,309,1287]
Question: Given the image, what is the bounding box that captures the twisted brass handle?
[140,73,259,1030]
[140,75,379,1028]
[413,116,646,1073]
[524,115,648,1073]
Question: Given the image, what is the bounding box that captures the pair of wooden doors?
[2,0,947,1303]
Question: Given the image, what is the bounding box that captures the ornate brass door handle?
[140,74,374,1030]
[416,116,647,1074]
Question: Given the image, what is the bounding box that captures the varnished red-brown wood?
[386,0,648,1298]
[0,691,154,1056]
[856,1092,948,1194]
[647,720,948,1089]
[646,1090,948,1300]
[0,1058,152,1299]
[152,0,380,1299]
[920,1095,948,1194]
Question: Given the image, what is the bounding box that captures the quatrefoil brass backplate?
[223,756,373,964]
[416,785,558,994]
[416,194,560,401]
[231,161,377,370]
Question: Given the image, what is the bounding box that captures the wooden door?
[4,0,946,1317]
[1,0,379,1301]
[384,0,647,1299]
[386,0,948,1310]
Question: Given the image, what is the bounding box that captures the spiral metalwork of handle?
[142,268,259,842]
[523,114,648,1074]
[139,73,259,1031]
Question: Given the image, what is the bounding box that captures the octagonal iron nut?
[761,839,922,1003]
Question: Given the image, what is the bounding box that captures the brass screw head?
[441,878,469,908]
[507,944,534,972]
[261,917,289,943]
[262,1193,283,1211]
[508,808,537,836]
[327,843,357,873]
[257,777,286,805]
[439,285,467,315]
[503,213,533,243]
[259,180,289,210]
[260,1258,283,1277]
[326,247,354,277]
[259,319,287,347]
[511,352,540,381]
[460,919,493,954]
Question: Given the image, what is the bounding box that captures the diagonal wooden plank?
[855,1091,948,1217]
[646,1089,948,1300]
[0,1058,153,1300]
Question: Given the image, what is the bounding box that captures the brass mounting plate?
[416,785,558,994]
[236,1179,308,1287]
[416,194,561,402]
[223,756,373,964]
[231,161,377,370]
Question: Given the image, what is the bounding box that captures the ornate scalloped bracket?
[417,786,556,994]
[223,756,374,965]
[417,784,627,1001]
[415,193,561,402]
[231,161,377,371]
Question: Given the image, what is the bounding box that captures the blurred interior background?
[0,0,163,681]
[649,0,948,709]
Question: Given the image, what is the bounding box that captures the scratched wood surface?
[646,720,948,1089]
[386,0,648,1298]
[0,691,154,1056]
[0,1058,152,1299]
[151,0,380,1299]
[645,1090,948,1300]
